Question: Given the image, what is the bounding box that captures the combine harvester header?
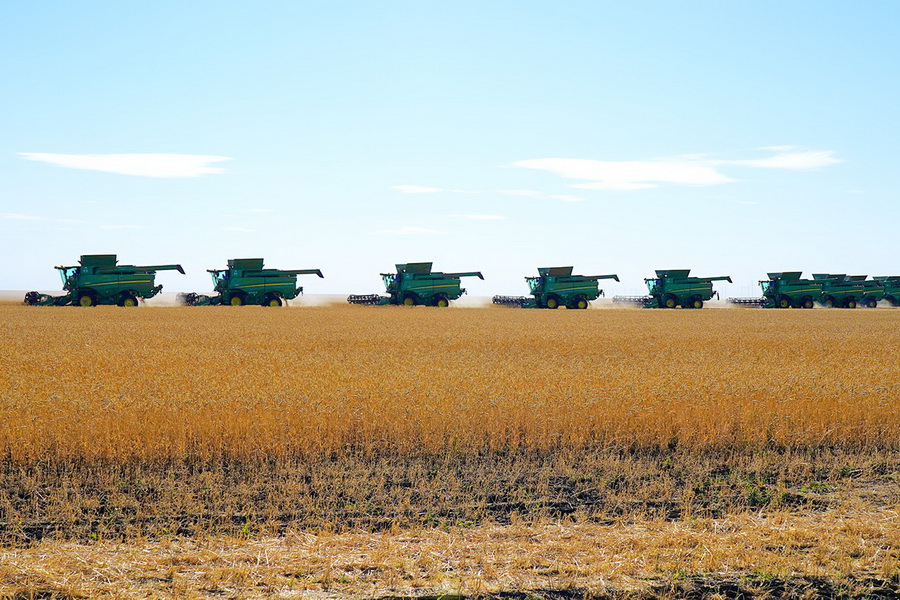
[348,262,483,306]
[614,269,731,309]
[178,258,323,306]
[493,266,619,309]
[24,254,184,307]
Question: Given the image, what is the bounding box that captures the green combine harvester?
[729,272,824,308]
[844,275,884,308]
[614,269,731,308]
[24,254,184,307]
[492,266,619,309]
[811,273,864,308]
[347,262,483,306]
[178,258,323,306]
[874,276,900,307]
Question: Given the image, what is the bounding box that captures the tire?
[120,295,139,307]
[692,299,704,309]
[802,297,814,309]
[545,296,560,309]
[664,295,677,309]
[434,297,449,308]
[77,293,95,307]
[778,296,791,309]
[574,297,589,310]
[402,294,417,306]
[263,295,282,307]
[845,299,857,309]
[823,297,835,308]
[865,297,878,309]
[229,295,245,306]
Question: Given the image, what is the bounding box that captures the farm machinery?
[347,262,483,306]
[728,272,885,308]
[810,274,865,309]
[613,269,731,308]
[24,254,184,307]
[177,258,323,306]
[874,276,900,307]
[492,266,619,309]
[728,272,825,308]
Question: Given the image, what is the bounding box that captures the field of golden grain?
[0,304,898,598]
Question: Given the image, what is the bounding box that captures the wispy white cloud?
[456,214,506,221]
[498,189,545,197]
[99,224,144,230]
[3,213,43,220]
[391,185,443,194]
[514,147,841,192]
[546,194,585,202]
[721,148,842,170]
[515,158,735,191]
[380,226,444,235]
[19,153,231,177]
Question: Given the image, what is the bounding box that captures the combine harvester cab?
[348,262,484,306]
[873,276,900,307]
[178,258,323,306]
[24,254,184,307]
[615,269,731,308]
[812,274,863,308]
[493,266,619,309]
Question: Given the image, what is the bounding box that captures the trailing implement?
[178,258,323,306]
[24,254,184,307]
[614,269,731,309]
[348,262,483,306]
[492,266,618,309]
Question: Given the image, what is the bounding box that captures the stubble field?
[0,303,898,599]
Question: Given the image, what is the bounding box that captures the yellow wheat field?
[1,304,898,462]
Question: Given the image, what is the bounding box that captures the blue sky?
[2,2,898,297]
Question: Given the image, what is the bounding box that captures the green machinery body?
[874,276,900,307]
[492,266,619,309]
[811,274,865,309]
[348,262,483,306]
[24,254,184,307]
[758,272,824,308]
[615,269,731,308]
[845,275,883,308]
[178,258,323,306]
